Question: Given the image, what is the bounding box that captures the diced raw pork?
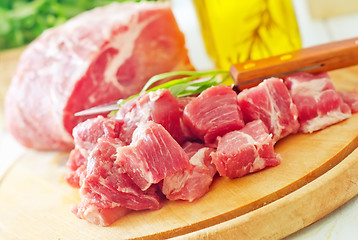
[65,148,87,188]
[78,138,162,210]
[116,121,190,191]
[74,137,163,226]
[5,2,193,150]
[162,142,216,202]
[211,120,281,179]
[237,77,299,142]
[177,96,195,113]
[73,116,122,158]
[115,89,183,144]
[337,89,358,113]
[183,85,245,144]
[73,200,130,227]
[176,96,197,141]
[65,116,122,187]
[284,72,351,133]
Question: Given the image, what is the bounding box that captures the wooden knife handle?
[230,37,358,90]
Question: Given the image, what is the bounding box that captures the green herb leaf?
[109,69,231,116]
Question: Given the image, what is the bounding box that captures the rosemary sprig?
[114,69,230,110]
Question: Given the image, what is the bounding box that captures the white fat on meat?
[284,72,352,133]
[237,78,299,143]
[302,110,352,133]
[102,14,158,91]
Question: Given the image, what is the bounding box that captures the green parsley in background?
[0,0,159,50]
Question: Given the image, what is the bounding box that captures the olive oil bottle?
[192,0,302,69]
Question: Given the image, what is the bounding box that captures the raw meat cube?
[211,120,281,179]
[65,116,122,187]
[79,138,162,210]
[73,116,122,158]
[237,77,299,142]
[65,148,87,188]
[115,89,183,144]
[284,72,351,133]
[183,85,245,144]
[116,121,190,191]
[337,89,358,113]
[73,200,130,227]
[162,142,216,202]
[74,137,162,226]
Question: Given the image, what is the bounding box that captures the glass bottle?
[192,0,302,70]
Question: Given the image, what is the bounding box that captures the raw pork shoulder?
[284,72,351,133]
[337,89,358,113]
[116,121,190,191]
[72,116,122,158]
[65,148,87,188]
[65,116,122,188]
[183,85,245,144]
[74,137,162,227]
[162,142,216,202]
[237,78,299,142]
[211,120,281,179]
[5,2,193,150]
[115,89,183,144]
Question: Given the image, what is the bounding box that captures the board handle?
[230,37,358,90]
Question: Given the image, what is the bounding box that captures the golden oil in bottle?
[192,0,302,70]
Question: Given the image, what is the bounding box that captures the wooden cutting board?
[1,61,358,239]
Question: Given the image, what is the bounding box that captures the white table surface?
[1,0,358,239]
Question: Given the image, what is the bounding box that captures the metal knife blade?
[74,101,119,116]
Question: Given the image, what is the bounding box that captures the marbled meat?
[337,89,358,113]
[237,77,299,142]
[73,138,162,226]
[65,116,122,188]
[284,72,351,133]
[116,121,190,191]
[66,72,357,226]
[183,85,245,144]
[162,142,216,202]
[115,89,183,144]
[211,120,281,178]
[5,2,193,150]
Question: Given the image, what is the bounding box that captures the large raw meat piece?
[183,85,245,145]
[115,89,183,145]
[5,2,193,150]
[237,77,299,142]
[211,120,281,179]
[162,142,216,202]
[284,72,351,133]
[116,121,190,191]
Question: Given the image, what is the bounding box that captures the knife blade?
[75,37,358,116]
[74,101,119,116]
